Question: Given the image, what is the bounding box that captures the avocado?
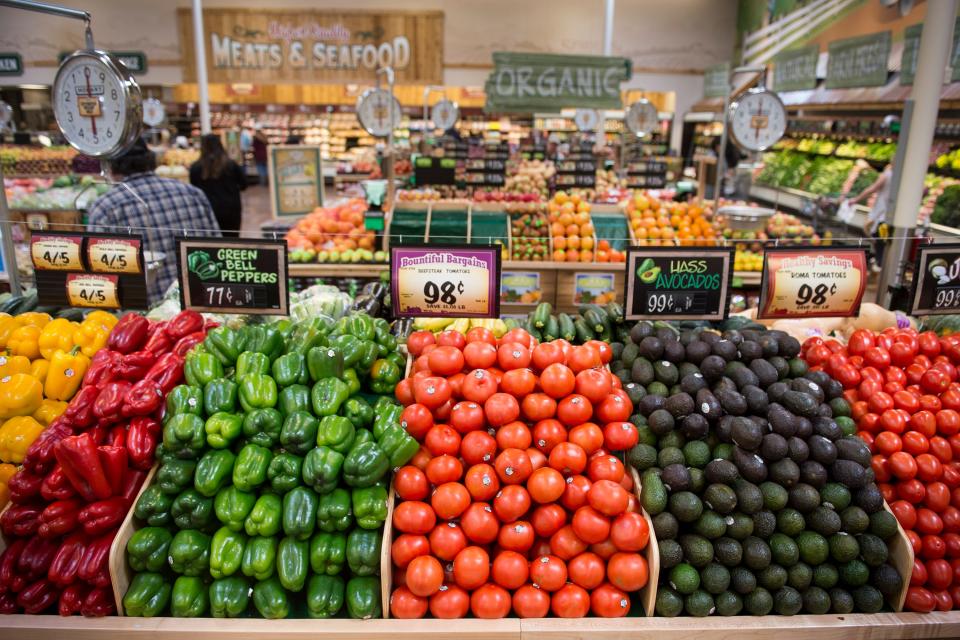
[653,512,680,540]
[713,443,734,461]
[742,536,772,571]
[827,587,854,613]
[767,381,790,404]
[626,443,658,471]
[680,413,709,440]
[852,586,884,613]
[732,446,768,484]
[820,482,852,511]
[753,509,777,539]
[684,340,711,365]
[779,332,802,358]
[730,566,757,595]
[638,336,664,360]
[663,340,686,363]
[714,537,744,567]
[787,562,813,591]
[791,377,824,403]
[659,446,686,468]
[795,417,814,439]
[654,360,680,386]
[773,586,803,616]
[704,483,738,514]
[782,390,819,418]
[659,539,684,570]
[641,470,668,516]
[726,513,755,540]
[828,532,860,563]
[760,481,789,511]
[716,389,748,416]
[738,340,763,362]
[695,388,723,420]
[743,385,770,415]
[812,416,843,441]
[768,404,797,438]
[733,479,763,515]
[776,508,806,537]
[796,531,829,565]
[655,587,684,617]
[760,435,789,466]
[854,485,885,514]
[636,257,656,274]
[631,357,655,386]
[665,392,695,419]
[648,409,675,436]
[684,590,716,617]
[813,563,839,589]
[730,367,760,390]
[788,483,821,513]
[680,534,715,568]
[840,506,870,535]
[869,510,899,540]
[699,355,727,381]
[743,587,774,615]
[715,591,743,616]
[769,458,801,488]
[835,436,872,468]
[803,586,833,614]
[670,563,701,594]
[871,564,903,603]
[787,437,810,463]
[830,397,851,418]
[638,266,661,283]
[669,491,704,523]
[711,339,739,362]
[800,460,828,488]
[831,459,867,489]
[839,559,870,587]
[662,463,692,492]
[808,506,842,536]
[808,436,837,465]
[749,359,779,388]
[630,321,654,344]
[770,533,800,567]
[857,533,887,567]
[731,417,763,450]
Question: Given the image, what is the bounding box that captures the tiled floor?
[239,185,274,236]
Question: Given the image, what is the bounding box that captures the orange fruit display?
[624,191,717,247]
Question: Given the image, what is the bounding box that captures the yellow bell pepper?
[0,415,45,463]
[7,325,41,360]
[73,320,111,359]
[30,359,49,384]
[84,311,119,330]
[0,373,43,420]
[0,462,16,509]
[33,398,67,426]
[0,316,22,350]
[38,318,79,360]
[0,354,32,378]
[45,347,90,402]
[17,312,51,329]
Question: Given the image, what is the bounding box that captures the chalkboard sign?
[826,31,891,89]
[414,156,457,186]
[177,238,289,315]
[910,243,960,316]
[704,62,730,98]
[624,247,734,321]
[773,45,818,92]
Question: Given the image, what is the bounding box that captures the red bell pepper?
[54,433,112,502]
[63,385,100,429]
[24,416,74,476]
[172,331,207,356]
[91,380,132,424]
[18,536,60,582]
[47,533,87,588]
[126,416,160,470]
[17,579,59,614]
[107,425,126,449]
[8,468,44,504]
[40,464,77,502]
[97,445,127,495]
[78,497,127,536]
[118,350,156,381]
[167,310,204,340]
[82,350,121,389]
[120,468,147,504]
[81,585,115,617]
[0,592,18,614]
[38,498,83,538]
[143,352,184,394]
[143,327,173,355]
[0,539,27,593]
[58,583,89,616]
[77,532,113,588]
[107,313,149,354]
[1,502,42,536]
[204,318,220,330]
[121,378,164,418]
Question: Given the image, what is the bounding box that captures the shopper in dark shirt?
[190,134,247,235]
[253,128,269,186]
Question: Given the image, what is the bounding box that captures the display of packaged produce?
[4,175,108,211]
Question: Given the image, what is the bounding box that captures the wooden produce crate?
[628,467,660,617]
[107,464,159,615]
[884,500,914,612]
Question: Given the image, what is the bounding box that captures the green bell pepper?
[282,486,318,540]
[233,443,272,491]
[346,314,375,341]
[245,493,282,537]
[209,576,250,618]
[204,378,238,415]
[204,412,243,450]
[377,424,419,468]
[346,528,381,577]
[135,484,175,525]
[386,350,406,372]
[317,415,356,454]
[169,529,211,577]
[272,352,308,387]
[274,318,293,339]
[357,341,379,372]
[242,536,277,581]
[317,488,353,532]
[278,384,311,417]
[166,384,203,418]
[215,485,257,532]
[171,576,208,617]
[242,408,283,448]
[184,350,224,387]
[342,440,389,488]
[309,531,346,576]
[343,396,374,429]
[311,377,350,417]
[123,572,170,617]
[372,402,403,440]
[126,526,173,573]
[346,576,382,620]
[194,449,236,497]
[154,443,178,466]
[156,459,197,495]
[353,429,374,447]
[267,453,303,494]
[163,413,206,459]
[236,351,271,378]
[329,334,363,367]
[171,488,215,530]
[306,574,345,619]
[352,483,388,530]
[245,325,284,361]
[210,526,247,580]
[204,326,247,366]
[302,445,344,494]
[239,374,278,412]
[277,536,309,592]
[342,368,361,396]
[279,410,319,455]
[307,346,343,382]
[289,318,331,356]
[253,576,289,619]
[374,318,397,351]
[369,358,401,395]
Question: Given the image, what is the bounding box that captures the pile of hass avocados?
[618,320,905,617]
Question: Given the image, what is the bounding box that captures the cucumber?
[0,296,21,315]
[13,292,39,314]
[557,313,576,342]
[583,308,606,334]
[573,318,595,343]
[543,314,560,341]
[605,302,625,324]
[503,318,520,331]
[532,302,552,329]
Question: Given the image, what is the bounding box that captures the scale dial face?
[52,50,142,158]
[142,98,166,127]
[431,99,459,131]
[728,88,787,152]
[574,109,599,132]
[357,88,402,137]
[625,100,658,136]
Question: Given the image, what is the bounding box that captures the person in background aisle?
[847,163,892,273]
[86,138,221,304]
[253,126,269,186]
[189,134,246,236]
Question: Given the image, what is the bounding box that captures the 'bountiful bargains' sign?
[484,52,631,112]
[177,8,443,83]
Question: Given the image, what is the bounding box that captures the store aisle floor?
[240,185,273,236]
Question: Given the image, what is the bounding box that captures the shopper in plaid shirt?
[87,139,222,303]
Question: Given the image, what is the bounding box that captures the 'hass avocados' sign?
[910,243,960,316]
[177,237,289,315]
[624,247,734,321]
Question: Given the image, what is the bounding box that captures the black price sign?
[177,237,288,315]
[624,247,734,321]
[910,243,960,316]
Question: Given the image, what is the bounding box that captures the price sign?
[177,238,289,315]
[624,247,734,321]
[758,247,867,319]
[31,234,83,271]
[391,245,500,318]
[909,243,960,316]
[88,237,142,275]
[66,274,120,309]
[501,272,542,305]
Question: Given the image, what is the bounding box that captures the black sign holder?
[623,246,734,321]
[909,242,960,316]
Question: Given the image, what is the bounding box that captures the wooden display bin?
[108,465,159,615]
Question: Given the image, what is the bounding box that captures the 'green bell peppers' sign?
[826,31,890,89]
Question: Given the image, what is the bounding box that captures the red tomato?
[531,342,566,372]
[603,421,639,451]
[460,502,499,545]
[484,392,520,427]
[429,584,469,619]
[407,331,437,357]
[918,453,945,482]
[920,331,942,358]
[944,507,960,534]
[868,391,895,414]
[560,474,592,511]
[414,376,453,410]
[833,364,861,389]
[392,534,431,569]
[522,393,557,422]
[918,508,945,536]
[493,484,531,523]
[923,368,952,394]
[551,583,590,618]
[527,466,567,504]
[879,409,907,435]
[531,503,568,538]
[890,341,918,368]
[460,430,497,466]
[491,550,529,590]
[432,482,471,520]
[494,448,533,485]
[864,347,892,369]
[530,554,568,592]
[407,555,444,597]
[898,478,926,504]
[587,455,625,483]
[892,500,919,529]
[591,582,631,618]
[550,442,588,476]
[512,584,551,618]
[805,344,831,366]
[395,378,416,406]
[501,328,535,349]
[911,410,938,438]
[496,421,533,450]
[567,345,602,373]
[929,481,953,512]
[903,431,931,456]
[574,368,613,404]
[464,463,500,502]
[922,395,944,413]
[394,466,430,501]
[470,583,512,619]
[425,424,462,457]
[595,391,633,424]
[540,363,576,399]
[550,524,588,560]
[610,511,650,551]
[927,558,953,590]
[430,522,468,562]
[497,520,535,553]
[427,346,465,377]
[875,431,903,456]
[497,343,532,371]
[401,404,434,441]
[931,436,954,463]
[939,410,960,437]
[572,506,611,544]
[588,479,630,517]
[905,586,937,613]
[463,341,497,370]
[461,369,498,404]
[390,585,429,619]
[607,552,649,592]
[889,451,919,480]
[848,329,875,355]
[531,418,567,454]
[557,394,594,427]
